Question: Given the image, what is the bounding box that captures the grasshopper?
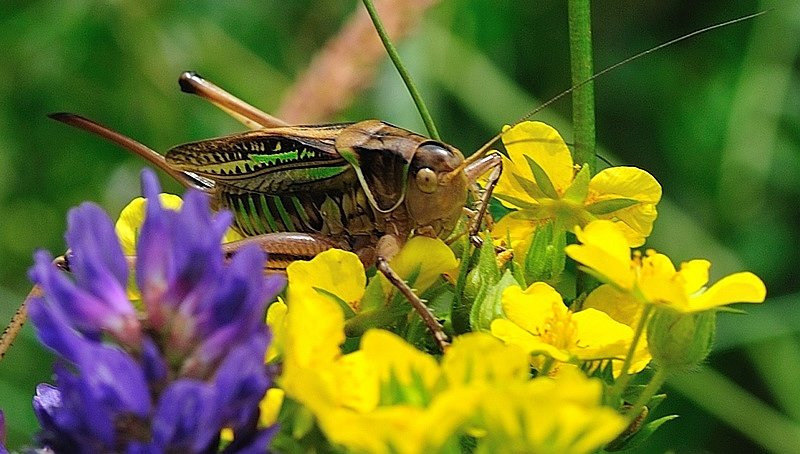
[45,72,503,352]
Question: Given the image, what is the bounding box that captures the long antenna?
[461,9,770,167]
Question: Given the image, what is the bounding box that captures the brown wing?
[166,124,353,193]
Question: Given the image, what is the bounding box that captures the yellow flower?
[491,282,633,370]
[566,220,767,313]
[286,248,366,312]
[286,236,458,317]
[477,367,627,454]
[490,121,661,249]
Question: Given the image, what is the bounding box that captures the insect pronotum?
[0,10,767,358]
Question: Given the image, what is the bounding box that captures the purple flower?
[27,169,284,453]
[0,410,7,454]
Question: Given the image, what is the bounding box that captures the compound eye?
[415,167,438,193]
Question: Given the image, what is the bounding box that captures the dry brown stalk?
[277,0,439,123]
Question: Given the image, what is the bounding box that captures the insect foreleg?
[464,153,503,246]
[178,72,288,130]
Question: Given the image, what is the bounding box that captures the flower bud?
[647,308,716,371]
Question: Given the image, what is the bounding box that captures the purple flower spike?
[27,168,284,453]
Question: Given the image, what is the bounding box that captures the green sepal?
[314,287,356,319]
[510,171,547,200]
[586,198,640,215]
[469,269,518,332]
[523,221,566,286]
[605,415,679,451]
[492,193,542,211]
[452,235,476,334]
[524,155,559,199]
[361,272,387,312]
[477,233,501,283]
[563,164,590,203]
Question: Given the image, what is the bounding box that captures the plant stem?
[611,304,653,400]
[362,0,441,140]
[567,0,596,174]
[626,366,667,426]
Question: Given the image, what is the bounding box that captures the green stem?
[611,304,653,400]
[361,0,441,140]
[567,0,596,174]
[625,366,667,426]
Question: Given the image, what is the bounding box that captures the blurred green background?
[1,0,798,452]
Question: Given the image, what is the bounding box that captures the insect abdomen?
[221,185,377,238]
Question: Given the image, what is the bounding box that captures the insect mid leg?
[376,256,450,353]
[178,72,288,129]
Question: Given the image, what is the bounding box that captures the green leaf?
[585,198,640,215]
[563,164,590,203]
[524,155,559,199]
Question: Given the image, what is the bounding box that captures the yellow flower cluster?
[272,247,626,454]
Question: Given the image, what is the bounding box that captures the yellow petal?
[265,299,287,362]
[490,318,571,362]
[583,286,651,375]
[287,248,366,311]
[259,388,285,427]
[490,154,541,209]
[360,329,441,397]
[388,236,458,295]
[283,286,345,369]
[583,284,642,328]
[334,350,380,412]
[502,121,575,194]
[501,283,564,334]
[588,166,662,247]
[678,260,711,295]
[571,309,632,360]
[566,220,634,288]
[638,252,687,307]
[442,333,529,386]
[490,212,538,251]
[689,272,767,312]
[115,194,183,255]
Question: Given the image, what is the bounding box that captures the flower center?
[538,301,578,350]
